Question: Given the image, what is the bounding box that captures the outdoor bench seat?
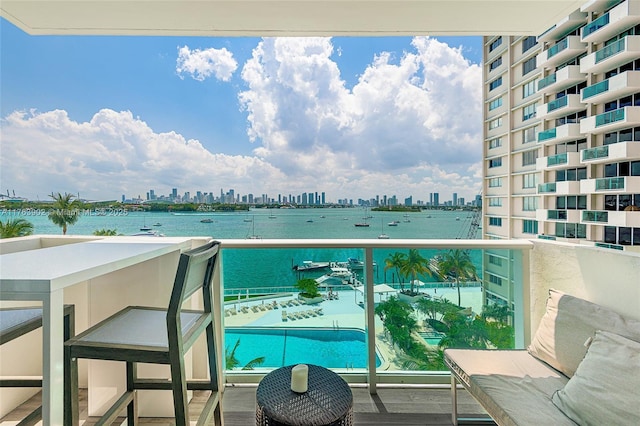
[444,288,640,426]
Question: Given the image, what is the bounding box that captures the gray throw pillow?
[527,289,640,377]
[551,330,640,425]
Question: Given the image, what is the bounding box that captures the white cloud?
[238,36,482,200]
[2,37,482,203]
[0,109,285,200]
[176,45,238,81]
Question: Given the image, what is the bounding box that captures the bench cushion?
[551,330,640,425]
[444,349,575,426]
[527,289,640,378]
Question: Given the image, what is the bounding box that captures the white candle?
[290,364,308,393]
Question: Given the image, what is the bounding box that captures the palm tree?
[437,249,477,307]
[0,218,34,238]
[384,252,406,288]
[398,249,433,295]
[225,338,265,370]
[48,192,81,235]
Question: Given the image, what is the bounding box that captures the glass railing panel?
[222,246,368,372]
[538,182,557,193]
[538,128,557,142]
[582,210,609,222]
[373,247,524,375]
[595,108,625,127]
[547,153,568,166]
[582,145,609,161]
[582,12,610,39]
[547,96,569,112]
[595,177,625,190]
[595,242,624,250]
[220,240,531,382]
[538,73,557,91]
[548,210,568,220]
[538,235,557,240]
[548,37,569,59]
[595,38,626,63]
[582,79,609,101]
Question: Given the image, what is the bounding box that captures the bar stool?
[64,240,222,426]
[0,304,75,426]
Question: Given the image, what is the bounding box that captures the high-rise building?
[453,192,458,206]
[433,193,439,206]
[483,2,640,252]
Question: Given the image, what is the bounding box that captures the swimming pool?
[225,327,382,369]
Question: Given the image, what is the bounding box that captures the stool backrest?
[168,240,220,321]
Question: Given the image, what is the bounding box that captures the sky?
[0,18,483,204]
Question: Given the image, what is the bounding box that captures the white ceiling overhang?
[1,0,587,37]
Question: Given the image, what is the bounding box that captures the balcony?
[581,71,640,104]
[537,36,587,70]
[580,35,640,74]
[537,65,586,95]
[581,175,640,193]
[580,106,640,134]
[1,235,639,423]
[538,182,557,193]
[537,123,582,145]
[582,210,609,223]
[581,0,622,14]
[537,151,581,171]
[537,94,584,121]
[538,9,588,42]
[581,0,640,44]
[582,141,640,164]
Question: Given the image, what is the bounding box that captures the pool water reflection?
[225,327,382,369]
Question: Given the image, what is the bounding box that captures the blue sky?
[1,17,483,203]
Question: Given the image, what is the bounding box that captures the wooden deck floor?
[1,385,494,425]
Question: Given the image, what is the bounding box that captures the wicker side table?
[256,364,353,426]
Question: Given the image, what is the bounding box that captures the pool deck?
[223,286,484,371]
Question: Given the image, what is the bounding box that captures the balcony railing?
[548,210,568,220]
[547,153,568,166]
[538,128,557,142]
[595,242,624,250]
[595,38,625,63]
[219,238,533,384]
[547,96,569,112]
[582,79,609,101]
[538,182,557,193]
[548,37,569,59]
[537,73,557,91]
[582,12,610,39]
[582,145,609,161]
[595,108,625,127]
[595,177,625,190]
[582,210,609,222]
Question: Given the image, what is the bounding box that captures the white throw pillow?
[551,330,640,426]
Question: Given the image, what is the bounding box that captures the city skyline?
[0,18,483,203]
[136,187,470,207]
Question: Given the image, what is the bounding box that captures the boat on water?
[388,221,399,226]
[200,218,213,223]
[292,260,330,271]
[354,222,370,227]
[139,226,152,231]
[245,216,260,239]
[456,217,460,221]
[378,233,390,239]
[244,218,253,222]
[307,219,314,223]
[153,222,162,227]
[130,230,165,237]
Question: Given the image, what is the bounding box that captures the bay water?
[5,207,480,292]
